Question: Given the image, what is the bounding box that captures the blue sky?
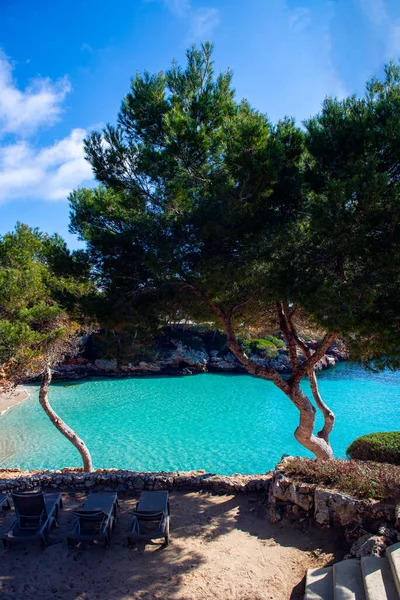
[1,0,400,248]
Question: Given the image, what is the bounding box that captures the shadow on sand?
[0,489,345,600]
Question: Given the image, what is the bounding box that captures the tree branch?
[289,330,338,384]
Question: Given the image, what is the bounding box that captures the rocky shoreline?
[49,336,348,382]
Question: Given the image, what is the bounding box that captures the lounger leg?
[165,518,170,546]
[105,529,111,548]
[41,530,49,548]
[2,538,9,549]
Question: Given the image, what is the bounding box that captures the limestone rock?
[271,472,314,511]
[347,533,389,558]
[395,503,400,529]
[314,488,362,528]
[94,358,118,371]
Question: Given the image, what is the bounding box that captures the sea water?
[1,362,399,474]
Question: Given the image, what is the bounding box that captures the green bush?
[347,432,400,465]
[282,456,400,500]
[264,335,285,349]
[243,338,279,359]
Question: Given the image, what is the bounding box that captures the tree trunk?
[290,384,334,459]
[39,366,93,472]
[307,369,335,443]
[207,300,336,460]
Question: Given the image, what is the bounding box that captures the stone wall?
[2,463,396,543]
[268,470,396,532]
[0,469,272,495]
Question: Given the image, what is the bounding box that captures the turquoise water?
[1,363,400,474]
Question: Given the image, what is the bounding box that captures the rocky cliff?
[50,327,348,380]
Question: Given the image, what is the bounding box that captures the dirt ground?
[0,490,345,600]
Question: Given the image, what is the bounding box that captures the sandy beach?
[0,490,345,600]
[0,386,30,416]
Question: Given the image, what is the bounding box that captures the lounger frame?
[67,493,118,548]
[2,491,62,548]
[127,491,170,547]
[0,494,11,511]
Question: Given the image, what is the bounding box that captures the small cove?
[1,362,399,474]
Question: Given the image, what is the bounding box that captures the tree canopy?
[0,222,95,385]
[0,222,96,470]
[66,44,400,459]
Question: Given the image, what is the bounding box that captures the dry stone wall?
[0,469,272,495]
[268,470,396,533]
[1,461,397,545]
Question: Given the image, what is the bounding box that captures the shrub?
[243,338,279,358]
[282,456,400,500]
[347,432,400,465]
[264,335,285,349]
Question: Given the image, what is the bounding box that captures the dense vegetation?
[2,44,400,470]
[347,432,400,465]
[282,457,400,500]
[69,44,400,461]
[0,223,95,470]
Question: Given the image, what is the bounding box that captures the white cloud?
[387,21,400,59]
[358,0,400,59]
[80,43,93,54]
[289,7,312,33]
[189,7,219,41]
[0,52,94,205]
[0,128,93,203]
[145,0,219,40]
[164,0,190,17]
[0,50,71,137]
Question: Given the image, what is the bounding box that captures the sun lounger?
[127,490,170,547]
[67,492,118,548]
[0,494,11,510]
[2,491,63,548]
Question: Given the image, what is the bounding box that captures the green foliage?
[347,432,400,465]
[298,61,400,368]
[70,43,306,346]
[243,338,280,358]
[0,223,96,384]
[283,457,400,500]
[69,44,400,370]
[265,335,285,348]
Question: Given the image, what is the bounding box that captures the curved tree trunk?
[290,384,334,459]
[202,297,336,460]
[39,366,93,472]
[307,369,335,443]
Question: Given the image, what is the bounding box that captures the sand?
[0,490,345,600]
[0,386,30,416]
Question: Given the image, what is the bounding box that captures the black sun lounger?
[2,491,63,548]
[0,494,11,510]
[67,492,118,548]
[127,490,170,548]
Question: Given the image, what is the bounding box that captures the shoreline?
[0,385,31,416]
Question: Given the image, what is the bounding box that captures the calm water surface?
[1,362,399,474]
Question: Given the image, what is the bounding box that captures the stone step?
[387,543,400,597]
[305,566,334,600]
[334,559,366,600]
[361,556,398,600]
